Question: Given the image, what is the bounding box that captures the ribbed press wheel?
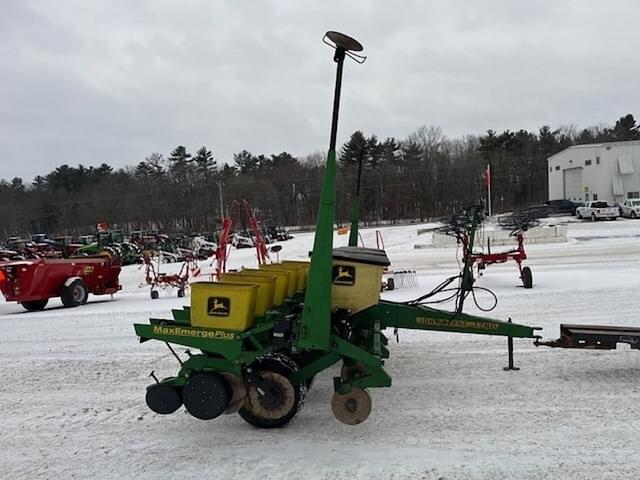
[238,354,306,428]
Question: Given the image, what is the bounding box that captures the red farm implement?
[0,256,121,311]
[143,253,200,299]
[211,199,271,280]
[442,207,547,289]
[462,226,531,288]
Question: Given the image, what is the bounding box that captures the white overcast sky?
[2,0,639,181]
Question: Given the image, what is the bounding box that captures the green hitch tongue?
[297,32,366,351]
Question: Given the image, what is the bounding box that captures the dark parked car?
[544,199,580,216]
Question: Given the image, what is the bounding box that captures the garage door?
[563,167,583,201]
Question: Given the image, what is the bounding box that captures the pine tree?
[194,146,217,180]
[340,131,367,166]
[10,177,25,192]
[269,152,298,170]
[32,175,47,190]
[144,153,165,178]
[134,161,154,179]
[168,145,192,183]
[233,150,259,173]
[611,114,640,141]
[364,135,383,169]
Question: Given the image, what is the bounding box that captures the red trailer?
[0,256,121,311]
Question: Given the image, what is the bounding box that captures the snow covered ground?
[2,217,640,479]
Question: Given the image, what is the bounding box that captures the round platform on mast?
[325,31,364,52]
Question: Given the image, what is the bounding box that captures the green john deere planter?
[133,31,540,427]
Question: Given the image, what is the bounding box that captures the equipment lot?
[1,217,639,479]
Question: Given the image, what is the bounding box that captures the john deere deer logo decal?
[332,265,356,286]
[207,297,230,317]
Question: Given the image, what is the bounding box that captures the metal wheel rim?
[72,285,85,302]
[246,372,295,420]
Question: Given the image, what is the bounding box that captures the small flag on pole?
[482,165,491,187]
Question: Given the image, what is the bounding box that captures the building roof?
[547,139,640,162]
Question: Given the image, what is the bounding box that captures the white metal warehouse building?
[547,140,640,203]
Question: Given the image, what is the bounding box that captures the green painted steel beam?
[134,323,243,357]
[298,44,352,352]
[332,335,386,369]
[297,149,337,351]
[170,309,190,324]
[178,354,241,378]
[293,350,343,384]
[355,302,541,338]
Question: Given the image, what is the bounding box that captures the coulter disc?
[331,387,372,425]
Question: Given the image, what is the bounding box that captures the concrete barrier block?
[428,224,567,248]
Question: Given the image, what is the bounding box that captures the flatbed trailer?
[0,256,121,311]
[537,324,640,350]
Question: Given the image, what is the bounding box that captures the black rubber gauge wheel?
[182,373,231,420]
[146,383,182,415]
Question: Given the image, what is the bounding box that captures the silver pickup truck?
[576,201,620,221]
[620,199,640,218]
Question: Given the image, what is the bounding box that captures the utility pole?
[218,181,224,221]
[487,164,492,217]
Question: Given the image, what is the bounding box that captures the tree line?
[1,114,638,240]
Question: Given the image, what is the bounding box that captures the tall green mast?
[297,32,366,351]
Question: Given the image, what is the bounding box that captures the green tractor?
[133,32,540,427]
[75,229,141,265]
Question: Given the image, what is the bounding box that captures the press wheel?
[331,387,372,425]
[248,372,295,417]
